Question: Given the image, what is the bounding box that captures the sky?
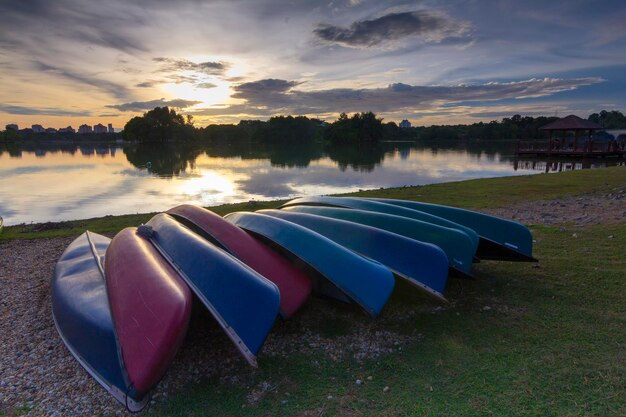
[1,0,625,129]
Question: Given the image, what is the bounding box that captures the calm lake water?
[0,139,622,225]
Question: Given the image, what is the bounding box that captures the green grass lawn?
[3,166,624,416]
[144,223,625,417]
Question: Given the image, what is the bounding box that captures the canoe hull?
[224,211,395,317]
[258,209,449,301]
[105,227,192,395]
[166,204,311,318]
[281,196,480,253]
[367,198,536,262]
[51,232,147,411]
[144,213,280,366]
[280,205,475,277]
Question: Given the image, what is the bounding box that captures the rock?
[383,386,390,393]
[482,306,492,311]
[356,379,363,385]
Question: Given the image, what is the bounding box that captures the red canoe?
[167,204,312,318]
[105,227,192,397]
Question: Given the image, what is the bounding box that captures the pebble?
[383,386,390,393]
[356,379,363,385]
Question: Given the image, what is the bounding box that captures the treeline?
[121,107,626,143]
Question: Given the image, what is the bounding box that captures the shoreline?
[1,169,624,416]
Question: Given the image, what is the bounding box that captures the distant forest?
[118,107,626,144]
[3,108,626,143]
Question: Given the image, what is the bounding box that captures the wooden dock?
[516,140,625,158]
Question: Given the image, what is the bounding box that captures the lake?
[0,139,622,225]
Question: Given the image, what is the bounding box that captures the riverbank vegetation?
[116,108,626,144]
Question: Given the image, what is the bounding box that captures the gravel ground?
[0,186,624,417]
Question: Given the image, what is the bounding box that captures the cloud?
[191,77,605,118]
[153,57,229,76]
[106,98,202,112]
[0,104,92,117]
[196,82,218,89]
[34,61,131,100]
[314,10,471,48]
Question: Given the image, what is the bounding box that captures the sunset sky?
[1,0,625,129]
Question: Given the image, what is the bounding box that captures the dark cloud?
[0,104,92,117]
[314,10,471,48]
[196,82,218,89]
[153,58,229,76]
[106,98,202,112]
[192,77,605,117]
[35,61,131,100]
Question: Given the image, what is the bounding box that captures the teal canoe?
[280,196,480,254]
[367,198,536,262]
[257,209,449,302]
[224,211,395,317]
[280,205,475,277]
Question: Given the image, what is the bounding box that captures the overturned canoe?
[167,204,311,318]
[367,198,536,262]
[258,209,449,302]
[281,205,475,277]
[144,213,280,367]
[51,232,147,411]
[224,211,395,317]
[105,227,192,398]
[280,196,480,254]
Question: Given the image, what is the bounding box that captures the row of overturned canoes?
[51,196,537,410]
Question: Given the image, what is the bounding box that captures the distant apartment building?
[5,124,18,131]
[59,126,75,133]
[93,123,107,134]
[399,119,412,128]
[32,124,45,133]
[45,127,57,133]
[107,123,114,133]
[78,124,93,134]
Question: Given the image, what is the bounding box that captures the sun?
[162,79,233,108]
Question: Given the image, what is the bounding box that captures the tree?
[324,112,384,143]
[122,107,195,141]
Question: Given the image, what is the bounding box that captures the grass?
[143,224,625,417]
[2,166,624,416]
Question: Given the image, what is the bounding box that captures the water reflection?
[513,158,625,173]
[1,139,623,225]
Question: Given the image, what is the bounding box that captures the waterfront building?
[45,128,57,133]
[78,124,93,134]
[399,119,412,128]
[32,124,45,133]
[108,123,114,133]
[94,123,107,134]
[59,126,75,133]
[5,124,18,130]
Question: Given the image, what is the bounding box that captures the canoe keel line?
[51,197,536,410]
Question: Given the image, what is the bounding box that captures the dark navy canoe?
[166,204,311,318]
[257,209,449,302]
[281,196,480,254]
[105,227,192,397]
[144,213,280,366]
[281,205,476,277]
[224,211,395,317]
[51,231,147,411]
[367,198,536,262]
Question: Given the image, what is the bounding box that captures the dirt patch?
[482,185,626,227]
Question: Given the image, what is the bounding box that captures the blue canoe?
[144,213,280,367]
[51,231,148,411]
[257,209,449,302]
[280,196,480,254]
[280,205,476,277]
[367,198,536,262]
[224,211,395,317]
